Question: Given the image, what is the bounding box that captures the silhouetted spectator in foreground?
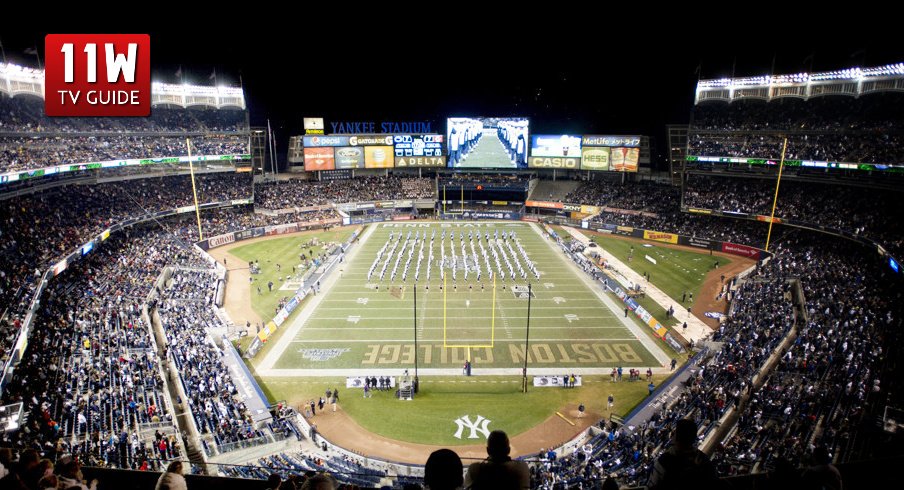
[647,419,718,490]
[425,448,464,490]
[465,430,529,489]
[300,472,338,490]
[154,461,187,490]
[801,446,842,490]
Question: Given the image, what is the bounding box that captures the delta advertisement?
[393,134,446,167]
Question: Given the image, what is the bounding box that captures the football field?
[259,222,668,373]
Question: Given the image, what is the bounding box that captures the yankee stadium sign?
[330,121,433,134]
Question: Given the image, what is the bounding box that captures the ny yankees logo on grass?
[453,415,491,439]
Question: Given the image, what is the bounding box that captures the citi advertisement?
[303,147,336,171]
[581,147,610,170]
[364,146,395,168]
[334,147,365,169]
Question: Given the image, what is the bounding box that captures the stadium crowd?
[0,172,251,321]
[0,95,248,134]
[689,94,904,165]
[565,180,679,215]
[254,176,434,209]
[173,207,339,243]
[157,266,268,455]
[0,95,249,174]
[0,228,200,471]
[683,174,904,256]
[0,135,248,173]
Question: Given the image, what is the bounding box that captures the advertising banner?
[531,134,582,157]
[582,135,641,147]
[303,135,350,147]
[395,156,446,167]
[525,200,564,209]
[756,215,783,224]
[303,147,335,171]
[528,156,581,169]
[580,147,610,170]
[643,230,678,244]
[265,223,300,236]
[392,134,445,161]
[462,211,521,220]
[611,147,640,172]
[364,146,395,168]
[721,242,762,260]
[208,233,236,248]
[349,135,394,147]
[334,147,365,169]
[533,375,583,387]
[682,237,715,250]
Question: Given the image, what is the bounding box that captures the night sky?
[2,15,900,168]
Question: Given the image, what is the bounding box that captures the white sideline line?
[307,315,614,320]
[301,325,630,331]
[529,223,672,366]
[289,338,641,343]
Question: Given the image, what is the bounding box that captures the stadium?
[0,33,902,490]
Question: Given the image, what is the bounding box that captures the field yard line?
[308,315,614,320]
[530,223,672,366]
[315,304,608,308]
[301,325,629,331]
[257,367,675,377]
[288,338,641,343]
[257,223,380,371]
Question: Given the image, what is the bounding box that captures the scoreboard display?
[394,134,446,167]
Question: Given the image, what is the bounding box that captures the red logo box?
[45,34,150,117]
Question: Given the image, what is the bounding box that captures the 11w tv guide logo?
[45,34,150,116]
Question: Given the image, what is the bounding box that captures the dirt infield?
[207,245,261,331]
[579,231,756,331]
[205,226,360,334]
[308,403,603,464]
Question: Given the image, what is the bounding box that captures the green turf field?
[266,222,664,371]
[227,228,355,322]
[586,233,731,305]
[259,374,667,446]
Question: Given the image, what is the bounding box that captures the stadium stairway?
[529,179,582,202]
